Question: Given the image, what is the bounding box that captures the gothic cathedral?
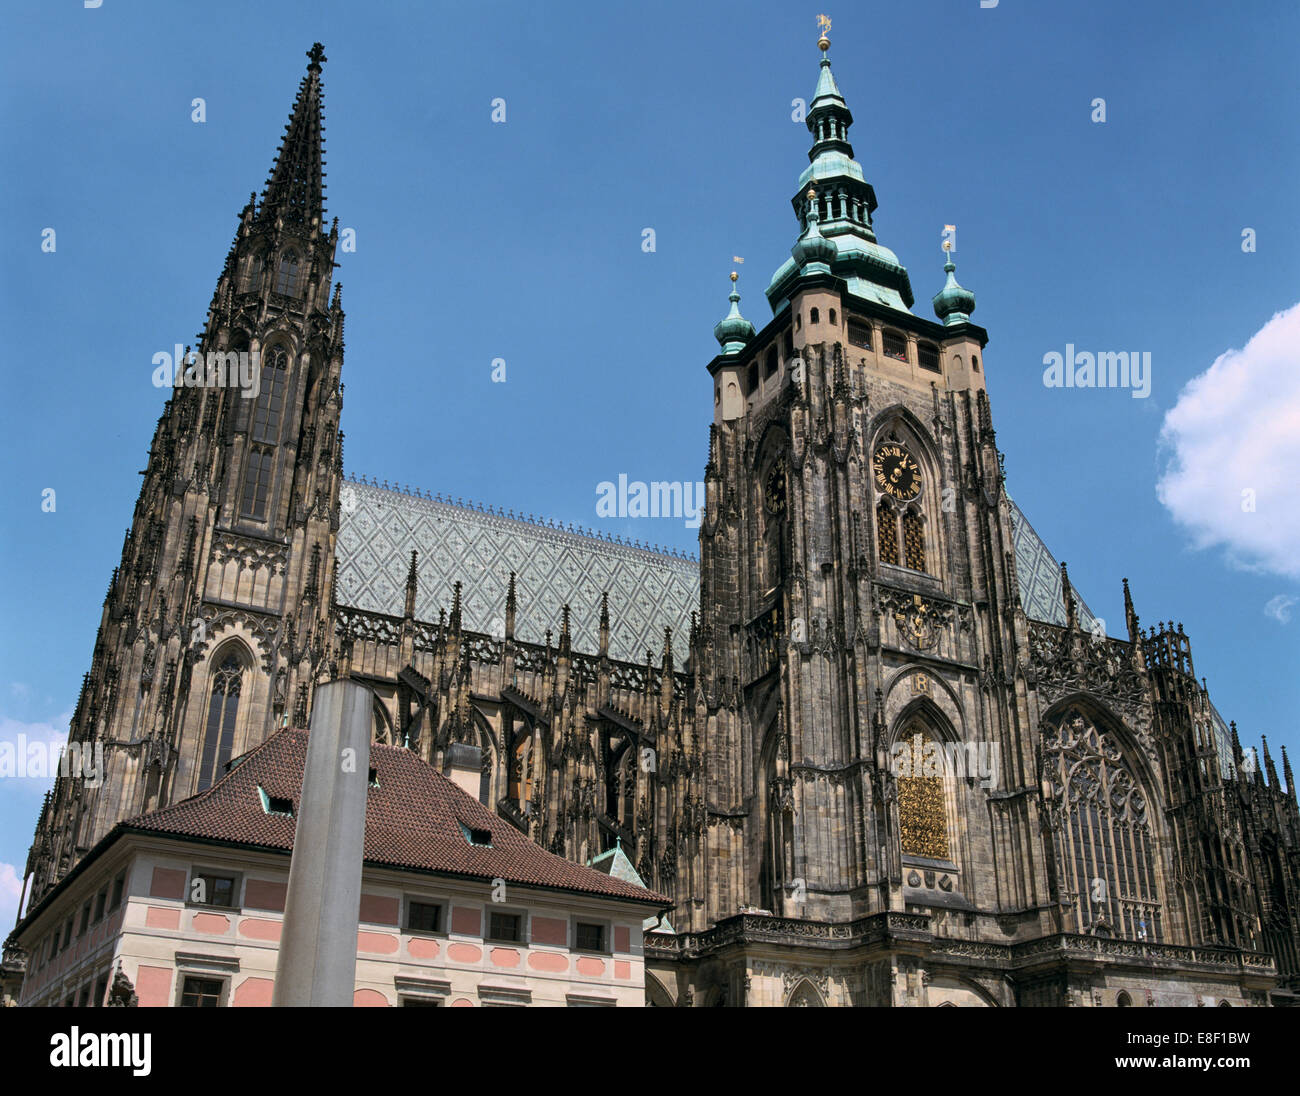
[20,39,1300,1007]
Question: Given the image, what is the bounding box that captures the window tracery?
[1043,710,1163,941]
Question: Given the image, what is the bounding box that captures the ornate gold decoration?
[903,509,926,571]
[877,498,899,565]
[898,732,949,860]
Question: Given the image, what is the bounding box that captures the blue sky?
[1,0,1297,921]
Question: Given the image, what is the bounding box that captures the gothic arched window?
[198,653,243,791]
[1042,710,1163,942]
[275,250,300,296]
[877,499,899,565]
[250,347,288,444]
[903,510,926,572]
[244,252,264,293]
[896,728,951,860]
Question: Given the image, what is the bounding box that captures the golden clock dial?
[765,462,787,514]
[872,444,921,502]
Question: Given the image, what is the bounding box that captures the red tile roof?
[122,729,669,907]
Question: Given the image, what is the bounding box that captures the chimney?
[443,743,482,800]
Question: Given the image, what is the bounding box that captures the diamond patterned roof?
[336,479,700,667]
[335,480,1101,668]
[1008,499,1100,633]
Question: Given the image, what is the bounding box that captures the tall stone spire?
[258,42,328,229]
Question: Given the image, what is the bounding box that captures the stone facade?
[15,41,1300,1006]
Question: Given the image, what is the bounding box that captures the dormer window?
[460,822,493,847]
[258,786,293,816]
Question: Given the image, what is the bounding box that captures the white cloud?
[0,710,73,799]
[0,861,23,928]
[1264,594,1297,624]
[1157,301,1300,578]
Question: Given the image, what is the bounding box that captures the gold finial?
[806,184,818,204]
[730,271,739,283]
[817,14,832,51]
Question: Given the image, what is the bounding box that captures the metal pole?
[272,679,371,1007]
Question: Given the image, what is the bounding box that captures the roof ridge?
[343,471,700,564]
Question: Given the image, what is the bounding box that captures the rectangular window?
[109,871,126,911]
[179,976,224,1008]
[191,872,238,909]
[918,343,941,372]
[401,997,443,1007]
[78,900,91,935]
[746,361,758,395]
[93,889,107,923]
[240,447,273,520]
[847,321,872,349]
[77,985,90,1007]
[882,331,908,362]
[250,365,286,444]
[487,912,522,943]
[574,922,605,952]
[94,973,109,1008]
[63,917,73,947]
[406,900,442,934]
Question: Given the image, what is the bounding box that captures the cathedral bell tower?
[696,28,1044,927]
[25,44,347,904]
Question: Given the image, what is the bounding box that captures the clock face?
[873,444,921,501]
[765,462,787,514]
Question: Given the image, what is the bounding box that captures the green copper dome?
[932,258,976,325]
[791,191,837,271]
[713,277,755,354]
[766,39,914,316]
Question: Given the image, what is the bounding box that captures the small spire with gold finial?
[933,225,976,326]
[713,265,755,354]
